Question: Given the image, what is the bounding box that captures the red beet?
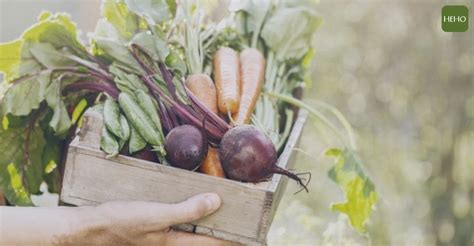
[165,125,208,170]
[219,125,307,190]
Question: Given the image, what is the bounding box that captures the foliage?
[0,0,381,236]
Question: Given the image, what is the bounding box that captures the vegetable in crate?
[220,124,307,190]
[233,48,265,125]
[185,74,218,114]
[164,125,208,171]
[213,47,241,116]
[185,75,226,178]
[128,43,307,187]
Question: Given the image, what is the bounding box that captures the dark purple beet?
[165,125,208,170]
[133,148,159,163]
[219,125,307,190]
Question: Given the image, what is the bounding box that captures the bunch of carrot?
[185,47,265,178]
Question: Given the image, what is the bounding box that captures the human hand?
[62,193,234,246]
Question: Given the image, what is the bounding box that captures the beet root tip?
[272,166,310,193]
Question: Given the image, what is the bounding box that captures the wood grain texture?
[77,109,103,149]
[61,109,308,245]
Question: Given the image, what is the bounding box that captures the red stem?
[65,81,119,99]
[185,88,230,132]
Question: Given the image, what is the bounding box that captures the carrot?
[185,74,218,113]
[199,147,226,177]
[233,48,265,125]
[185,73,226,178]
[213,47,241,115]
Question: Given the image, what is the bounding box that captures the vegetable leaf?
[93,38,143,73]
[0,12,86,82]
[101,0,141,40]
[124,0,176,25]
[1,163,33,206]
[229,0,271,47]
[0,41,22,81]
[131,32,169,61]
[30,42,76,68]
[0,124,46,205]
[230,0,270,33]
[326,148,377,233]
[30,43,74,68]
[1,74,48,116]
[43,76,72,135]
[261,6,322,60]
[165,50,187,76]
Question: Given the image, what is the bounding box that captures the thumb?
[164,193,221,226]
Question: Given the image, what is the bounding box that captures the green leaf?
[93,19,125,44]
[230,0,271,47]
[2,116,9,130]
[41,134,62,194]
[326,148,378,233]
[101,0,140,40]
[43,75,72,135]
[29,43,76,68]
[21,13,85,55]
[261,6,322,61]
[0,41,22,81]
[165,50,187,76]
[124,0,175,25]
[22,128,47,195]
[131,32,169,61]
[0,41,42,82]
[2,73,48,116]
[0,12,86,82]
[0,124,47,205]
[2,163,33,206]
[94,38,143,74]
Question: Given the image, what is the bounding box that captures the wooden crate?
[61,109,308,245]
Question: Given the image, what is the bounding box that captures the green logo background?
[442,6,469,32]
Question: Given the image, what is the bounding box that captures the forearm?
[0,206,93,245]
[0,194,225,246]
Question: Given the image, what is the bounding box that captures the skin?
[0,193,236,246]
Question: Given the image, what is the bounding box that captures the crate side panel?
[255,111,308,238]
[61,146,268,240]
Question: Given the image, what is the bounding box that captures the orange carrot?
[185,73,226,178]
[233,48,265,125]
[199,147,226,178]
[213,47,241,115]
[185,74,218,113]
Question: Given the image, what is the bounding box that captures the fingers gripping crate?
[60,109,308,245]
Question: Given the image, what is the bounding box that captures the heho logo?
[443,15,467,23]
[442,6,469,32]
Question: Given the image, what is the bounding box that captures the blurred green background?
[1,0,473,245]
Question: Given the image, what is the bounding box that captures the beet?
[165,125,208,170]
[132,148,159,163]
[219,125,307,190]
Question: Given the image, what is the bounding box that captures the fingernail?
[204,193,221,213]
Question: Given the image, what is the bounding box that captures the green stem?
[264,91,351,149]
[276,109,294,151]
[307,99,357,149]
